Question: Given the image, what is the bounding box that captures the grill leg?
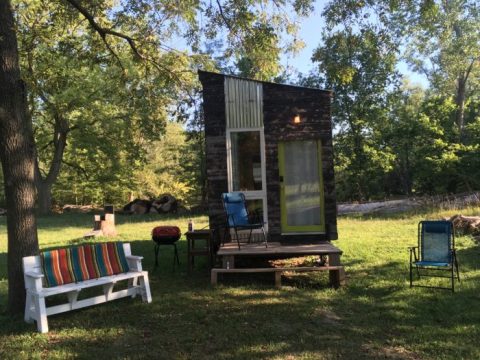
[154,244,160,268]
[173,243,180,269]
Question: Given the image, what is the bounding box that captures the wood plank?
[217,241,342,256]
[212,266,343,274]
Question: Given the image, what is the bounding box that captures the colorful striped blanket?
[41,242,130,287]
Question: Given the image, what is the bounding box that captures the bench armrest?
[126,255,143,271]
[25,271,44,279]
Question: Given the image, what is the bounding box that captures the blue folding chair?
[222,192,267,250]
[409,220,460,292]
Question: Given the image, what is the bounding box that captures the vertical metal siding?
[225,77,263,129]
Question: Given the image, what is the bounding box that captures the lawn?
[0,208,479,359]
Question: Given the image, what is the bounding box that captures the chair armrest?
[126,255,143,271]
[409,246,419,262]
[249,209,263,224]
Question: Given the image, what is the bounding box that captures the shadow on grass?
[1,239,480,358]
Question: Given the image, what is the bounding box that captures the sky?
[165,0,429,87]
[281,0,429,87]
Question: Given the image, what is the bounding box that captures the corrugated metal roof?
[225,77,263,129]
[198,70,333,94]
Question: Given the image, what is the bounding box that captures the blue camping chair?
[222,192,267,250]
[409,220,460,292]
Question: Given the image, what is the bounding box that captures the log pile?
[446,214,480,241]
[122,194,178,215]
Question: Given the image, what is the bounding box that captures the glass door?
[227,129,267,233]
[278,140,325,233]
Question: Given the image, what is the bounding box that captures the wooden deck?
[213,241,345,288]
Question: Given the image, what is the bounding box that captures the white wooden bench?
[22,243,152,333]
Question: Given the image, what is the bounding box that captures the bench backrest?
[23,243,133,288]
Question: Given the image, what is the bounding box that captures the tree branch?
[464,57,477,84]
[62,160,89,180]
[63,0,194,100]
[216,0,232,30]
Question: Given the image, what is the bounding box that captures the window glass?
[231,131,262,191]
[283,140,322,226]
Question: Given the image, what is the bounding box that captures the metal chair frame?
[409,220,460,292]
[222,192,267,250]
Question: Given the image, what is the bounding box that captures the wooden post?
[211,270,218,286]
[328,253,345,288]
[222,255,235,269]
[274,271,282,288]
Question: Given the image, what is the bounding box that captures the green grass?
[0,208,480,359]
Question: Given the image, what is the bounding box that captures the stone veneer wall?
[199,70,337,243]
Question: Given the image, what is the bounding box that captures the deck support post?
[329,253,345,288]
[274,271,282,287]
[222,255,235,269]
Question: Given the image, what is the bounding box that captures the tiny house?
[199,71,337,244]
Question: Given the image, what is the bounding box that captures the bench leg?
[33,295,48,333]
[211,270,218,286]
[274,271,282,288]
[139,272,152,303]
[24,293,34,323]
[103,283,114,301]
[67,290,80,309]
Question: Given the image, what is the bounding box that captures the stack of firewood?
[446,214,480,241]
[121,194,178,215]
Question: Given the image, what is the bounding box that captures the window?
[230,131,262,191]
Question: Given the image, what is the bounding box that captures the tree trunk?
[34,114,68,215]
[455,74,466,140]
[36,180,52,215]
[0,0,39,314]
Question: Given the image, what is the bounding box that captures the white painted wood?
[226,128,268,232]
[22,243,152,333]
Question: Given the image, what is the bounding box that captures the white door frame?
[226,128,268,232]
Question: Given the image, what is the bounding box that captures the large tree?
[1,0,314,314]
[16,0,202,213]
[397,0,480,140]
[321,0,480,141]
[0,0,39,314]
[311,24,400,200]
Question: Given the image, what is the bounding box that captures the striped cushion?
[41,242,130,287]
[92,242,129,278]
[70,245,100,281]
[41,248,76,287]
